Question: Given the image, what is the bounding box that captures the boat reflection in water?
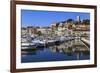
[21,38,90,63]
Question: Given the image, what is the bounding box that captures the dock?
[81,38,90,47]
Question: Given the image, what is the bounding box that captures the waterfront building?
[21,27,27,35]
[73,25,90,37]
[27,26,37,37]
[51,23,59,31]
[51,21,74,36]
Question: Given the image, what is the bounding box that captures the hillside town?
[21,16,90,48]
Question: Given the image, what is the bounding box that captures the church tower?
[77,16,80,23]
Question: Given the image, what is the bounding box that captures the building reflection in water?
[49,38,89,60]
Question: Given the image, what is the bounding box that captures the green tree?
[67,19,74,23]
[82,19,90,25]
[37,31,42,36]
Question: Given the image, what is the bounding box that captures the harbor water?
[21,38,90,63]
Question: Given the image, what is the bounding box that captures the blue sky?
[21,10,90,27]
